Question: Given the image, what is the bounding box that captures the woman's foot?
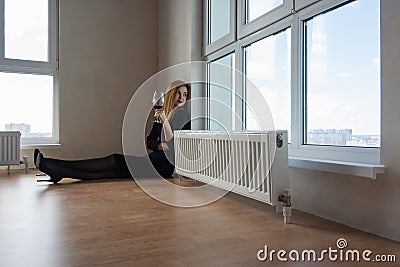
[36,153,63,184]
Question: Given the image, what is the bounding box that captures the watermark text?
[257,238,396,263]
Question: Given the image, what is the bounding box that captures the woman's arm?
[156,104,190,145]
[155,110,174,142]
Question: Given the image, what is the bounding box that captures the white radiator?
[174,130,289,206]
[0,131,21,166]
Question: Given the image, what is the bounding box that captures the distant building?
[5,123,30,137]
[308,129,352,146]
[307,128,380,147]
[339,129,352,142]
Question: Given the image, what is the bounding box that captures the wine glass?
[152,91,165,123]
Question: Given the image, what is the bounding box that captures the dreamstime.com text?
[257,238,396,263]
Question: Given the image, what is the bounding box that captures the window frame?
[237,0,292,39]
[0,0,59,146]
[290,0,381,164]
[295,0,322,11]
[203,0,236,56]
[239,15,293,132]
[205,44,239,130]
[204,0,382,166]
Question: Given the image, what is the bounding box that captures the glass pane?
[245,28,291,140]
[208,53,235,131]
[210,0,231,43]
[246,0,283,23]
[304,0,380,147]
[5,0,49,61]
[0,73,53,138]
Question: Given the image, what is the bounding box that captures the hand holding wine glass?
[152,91,165,123]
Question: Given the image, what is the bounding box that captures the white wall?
[159,0,400,242]
[22,0,158,161]
[158,0,191,70]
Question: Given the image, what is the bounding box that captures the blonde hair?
[163,80,191,118]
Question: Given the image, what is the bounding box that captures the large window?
[244,28,291,140]
[207,52,235,131]
[204,0,381,164]
[303,1,380,148]
[0,0,58,145]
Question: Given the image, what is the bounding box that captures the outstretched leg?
[43,154,118,172]
[34,150,118,172]
[34,149,169,183]
[35,151,131,183]
[36,153,132,183]
[39,160,127,182]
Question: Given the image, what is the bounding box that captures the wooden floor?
[0,170,399,267]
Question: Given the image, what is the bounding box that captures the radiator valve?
[278,189,292,224]
[278,189,291,207]
[276,133,284,148]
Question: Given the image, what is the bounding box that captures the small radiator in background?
[0,131,21,166]
[174,130,289,206]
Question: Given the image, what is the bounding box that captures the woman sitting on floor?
[34,80,191,183]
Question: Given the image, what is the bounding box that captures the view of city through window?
[3,123,51,139]
[304,0,380,148]
[307,129,380,148]
[0,72,53,139]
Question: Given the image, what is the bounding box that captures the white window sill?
[21,144,61,149]
[288,157,385,180]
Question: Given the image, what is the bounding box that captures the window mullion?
[233,44,241,130]
[48,0,58,68]
[290,16,301,149]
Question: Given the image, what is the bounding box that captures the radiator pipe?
[278,189,292,224]
[23,156,28,173]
